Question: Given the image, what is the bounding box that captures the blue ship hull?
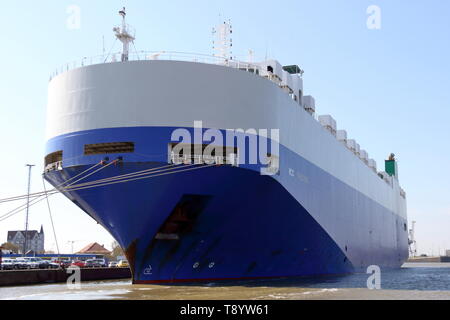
[44,126,407,283]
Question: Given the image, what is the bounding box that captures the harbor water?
[1,263,450,300]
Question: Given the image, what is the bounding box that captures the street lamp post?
[23,164,35,256]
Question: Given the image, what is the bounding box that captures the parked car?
[16,258,39,269]
[84,259,106,268]
[53,260,71,268]
[117,260,129,268]
[97,259,107,267]
[71,260,86,268]
[11,259,28,269]
[0,259,15,270]
[37,259,60,269]
[108,261,118,268]
[23,257,52,269]
[47,261,60,269]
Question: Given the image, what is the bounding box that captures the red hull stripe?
[133,273,352,284]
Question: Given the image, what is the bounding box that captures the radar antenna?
[248,49,254,64]
[113,7,135,62]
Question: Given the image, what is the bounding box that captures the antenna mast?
[113,7,135,62]
[212,20,233,63]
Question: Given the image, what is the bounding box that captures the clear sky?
[0,0,449,255]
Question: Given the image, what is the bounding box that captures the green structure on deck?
[385,159,400,180]
[385,160,396,176]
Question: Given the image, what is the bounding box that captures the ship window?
[45,151,63,166]
[84,142,134,155]
[169,143,238,157]
[267,66,273,73]
[169,143,238,164]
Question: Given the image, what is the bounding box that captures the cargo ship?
[43,9,408,283]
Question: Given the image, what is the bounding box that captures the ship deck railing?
[50,51,261,81]
[44,161,63,173]
[170,153,238,167]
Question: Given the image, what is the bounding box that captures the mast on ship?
[212,20,233,63]
[113,7,135,62]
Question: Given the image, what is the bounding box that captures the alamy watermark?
[66,5,81,30]
[66,265,81,289]
[367,5,381,30]
[170,121,280,176]
[366,265,381,289]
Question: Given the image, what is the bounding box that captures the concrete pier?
[0,267,131,287]
[407,256,450,263]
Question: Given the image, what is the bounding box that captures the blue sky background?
[0,0,449,255]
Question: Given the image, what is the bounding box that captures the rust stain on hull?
[124,239,138,283]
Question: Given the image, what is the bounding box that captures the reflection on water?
[1,263,450,300]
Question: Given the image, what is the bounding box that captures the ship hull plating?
[44,126,408,283]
